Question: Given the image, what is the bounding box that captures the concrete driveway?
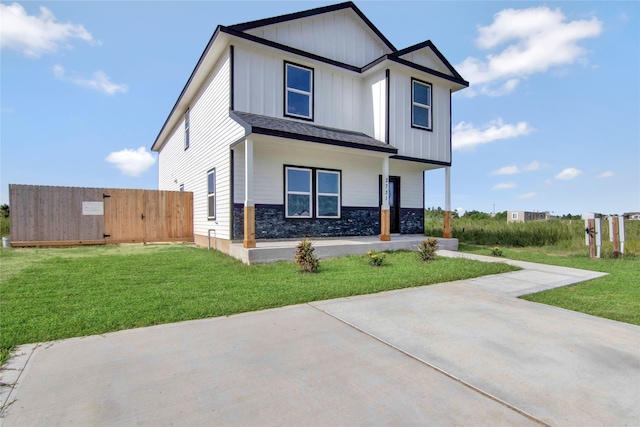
[2,252,638,426]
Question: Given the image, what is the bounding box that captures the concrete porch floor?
[228,234,457,264]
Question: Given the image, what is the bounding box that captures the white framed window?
[316,170,340,218]
[207,169,215,219]
[179,184,184,192]
[285,167,312,218]
[184,109,190,150]
[512,212,518,220]
[285,62,313,120]
[411,78,432,130]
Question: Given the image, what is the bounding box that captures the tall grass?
[0,217,8,237]
[426,218,640,256]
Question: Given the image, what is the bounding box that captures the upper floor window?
[285,62,313,120]
[411,79,432,131]
[184,109,190,150]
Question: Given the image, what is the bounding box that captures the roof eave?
[152,26,230,152]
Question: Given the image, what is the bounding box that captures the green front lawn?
[459,244,640,326]
[0,244,518,364]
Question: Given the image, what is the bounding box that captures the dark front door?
[389,177,401,233]
[380,176,401,234]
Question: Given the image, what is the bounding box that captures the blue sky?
[1,1,638,216]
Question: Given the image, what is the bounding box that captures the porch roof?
[230,110,397,154]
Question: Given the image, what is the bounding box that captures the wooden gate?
[104,189,193,244]
[9,185,193,246]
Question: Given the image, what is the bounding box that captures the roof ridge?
[227,1,396,52]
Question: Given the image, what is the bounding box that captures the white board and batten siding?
[388,66,451,164]
[399,48,454,77]
[158,49,244,239]
[234,139,424,210]
[233,44,365,135]
[361,70,387,142]
[244,9,392,68]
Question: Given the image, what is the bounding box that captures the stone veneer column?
[243,138,256,248]
[380,156,391,241]
[443,166,452,238]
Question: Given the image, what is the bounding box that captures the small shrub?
[367,250,386,267]
[491,246,504,257]
[417,238,438,261]
[294,238,320,273]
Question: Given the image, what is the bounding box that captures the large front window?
[285,62,313,120]
[285,166,341,219]
[286,167,312,218]
[316,170,340,218]
[412,79,432,130]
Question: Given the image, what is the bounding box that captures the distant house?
[624,212,640,220]
[151,1,468,251]
[508,211,550,223]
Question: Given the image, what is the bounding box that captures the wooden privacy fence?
[9,185,193,247]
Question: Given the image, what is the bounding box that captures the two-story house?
[151,1,468,254]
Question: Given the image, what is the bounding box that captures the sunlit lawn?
[0,244,518,364]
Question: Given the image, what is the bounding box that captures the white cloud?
[456,7,602,96]
[555,167,583,180]
[453,118,533,151]
[0,2,95,58]
[491,166,519,175]
[597,171,614,179]
[455,207,466,217]
[523,161,542,171]
[53,64,128,95]
[518,192,537,199]
[493,182,517,190]
[106,147,156,177]
[491,160,543,175]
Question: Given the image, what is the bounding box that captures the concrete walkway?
[2,252,638,426]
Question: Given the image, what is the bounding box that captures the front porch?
[227,234,458,265]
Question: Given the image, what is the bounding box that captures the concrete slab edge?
[307,302,551,427]
[0,343,39,417]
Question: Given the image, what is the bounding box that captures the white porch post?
[443,166,452,238]
[380,156,391,241]
[243,138,256,248]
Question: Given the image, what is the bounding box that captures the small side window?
[207,169,215,219]
[184,109,190,150]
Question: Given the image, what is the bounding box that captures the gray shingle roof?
[230,110,397,154]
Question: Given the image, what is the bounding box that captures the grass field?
[426,217,640,256]
[0,217,8,237]
[459,244,640,327]
[0,244,518,365]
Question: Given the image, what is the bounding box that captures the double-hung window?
[286,167,312,218]
[184,109,190,149]
[316,170,340,218]
[285,62,313,120]
[411,79,432,130]
[285,166,341,219]
[207,169,215,219]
